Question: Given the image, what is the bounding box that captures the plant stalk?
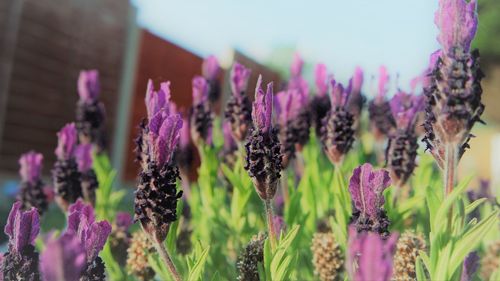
[280,170,289,203]
[152,233,182,281]
[444,144,458,230]
[264,198,277,251]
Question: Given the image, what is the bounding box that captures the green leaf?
[187,245,210,281]
[464,198,488,215]
[433,176,472,234]
[415,257,427,281]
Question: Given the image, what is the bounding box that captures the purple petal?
[41,233,86,281]
[274,90,293,126]
[390,92,424,129]
[202,55,220,80]
[329,79,350,108]
[75,144,93,173]
[192,76,209,105]
[347,227,397,281]
[155,114,183,166]
[145,80,171,118]
[179,115,191,149]
[252,75,274,132]
[84,221,112,261]
[55,123,78,160]
[290,53,303,77]
[4,202,40,253]
[231,62,251,98]
[435,0,477,53]
[348,163,391,218]
[18,151,43,184]
[115,212,133,230]
[351,66,364,95]
[377,66,390,102]
[314,64,328,97]
[461,252,480,281]
[67,199,95,234]
[77,70,100,103]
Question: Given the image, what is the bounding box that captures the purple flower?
[75,144,93,173]
[329,79,351,108]
[351,66,364,96]
[347,226,398,281]
[145,79,171,119]
[115,212,133,231]
[55,123,78,160]
[314,64,329,97]
[461,251,480,281]
[231,62,251,98]
[435,0,477,54]
[41,233,86,281]
[273,216,285,237]
[67,200,111,262]
[4,201,40,254]
[290,53,304,77]
[390,92,424,130]
[19,151,43,185]
[252,75,274,133]
[78,70,100,103]
[202,55,220,81]
[377,65,390,103]
[349,163,391,219]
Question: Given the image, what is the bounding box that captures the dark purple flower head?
[252,75,274,133]
[145,79,171,119]
[4,201,40,254]
[78,70,100,103]
[75,144,93,173]
[460,251,480,281]
[290,53,304,77]
[329,79,351,108]
[377,65,390,103]
[202,55,220,81]
[55,123,78,160]
[349,163,391,218]
[314,63,329,97]
[67,199,111,262]
[41,232,86,281]
[192,76,209,105]
[231,62,251,98]
[115,212,133,231]
[347,226,398,281]
[351,66,364,96]
[223,121,237,152]
[435,0,477,54]
[390,92,424,130]
[19,151,43,184]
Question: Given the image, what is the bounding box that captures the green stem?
[151,233,182,281]
[444,144,458,230]
[264,198,277,251]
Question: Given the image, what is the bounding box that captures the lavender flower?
[245,75,282,200]
[66,200,112,281]
[321,79,355,165]
[346,226,398,281]
[175,115,195,174]
[40,233,86,281]
[225,62,253,142]
[135,79,183,242]
[202,55,221,104]
[76,70,106,151]
[290,53,304,78]
[461,251,480,281]
[349,163,391,236]
[75,144,99,206]
[190,76,213,145]
[52,123,83,211]
[385,92,424,187]
[369,66,396,140]
[310,64,331,135]
[17,151,48,214]
[274,90,297,167]
[348,66,366,130]
[1,202,41,281]
[423,0,484,169]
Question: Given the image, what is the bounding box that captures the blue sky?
[131,0,440,96]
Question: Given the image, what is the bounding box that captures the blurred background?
[0,0,499,224]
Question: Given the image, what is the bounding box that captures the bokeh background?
[0,0,498,241]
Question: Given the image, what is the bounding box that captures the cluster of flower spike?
[17,151,48,215]
[0,200,111,281]
[134,79,183,242]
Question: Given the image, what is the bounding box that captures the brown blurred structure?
[121,31,283,182]
[0,0,136,175]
